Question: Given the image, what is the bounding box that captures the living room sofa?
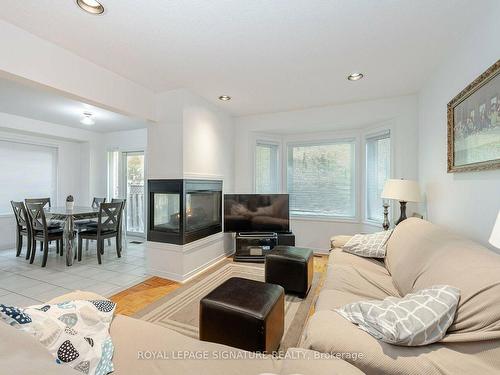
[1,290,364,375]
[301,218,500,374]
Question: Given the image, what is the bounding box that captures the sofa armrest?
[330,235,352,250]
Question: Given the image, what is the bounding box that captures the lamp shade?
[489,211,500,249]
[381,179,421,202]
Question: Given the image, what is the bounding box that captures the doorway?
[108,151,145,236]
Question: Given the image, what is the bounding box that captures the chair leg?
[56,240,59,255]
[15,231,22,257]
[116,235,121,258]
[59,239,64,256]
[25,234,32,260]
[85,239,89,252]
[96,239,102,265]
[107,238,111,247]
[78,236,83,262]
[100,239,104,255]
[30,239,36,264]
[41,239,49,267]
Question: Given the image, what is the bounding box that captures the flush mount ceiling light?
[347,72,364,81]
[81,112,95,125]
[76,0,105,15]
[218,95,231,101]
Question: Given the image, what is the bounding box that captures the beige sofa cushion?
[0,323,76,375]
[303,309,500,375]
[385,218,500,342]
[323,249,400,301]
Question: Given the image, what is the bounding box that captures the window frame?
[0,136,59,217]
[362,125,395,226]
[252,136,283,193]
[284,136,359,221]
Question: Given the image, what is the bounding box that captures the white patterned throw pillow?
[335,285,460,346]
[0,300,115,375]
[342,230,393,258]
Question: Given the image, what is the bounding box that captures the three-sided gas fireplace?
[147,179,223,245]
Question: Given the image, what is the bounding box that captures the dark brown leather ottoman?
[265,246,313,298]
[199,277,284,352]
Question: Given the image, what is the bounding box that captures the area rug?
[134,260,320,350]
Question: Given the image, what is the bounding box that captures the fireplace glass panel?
[186,191,221,233]
[153,193,180,232]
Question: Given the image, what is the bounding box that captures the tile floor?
[0,237,150,306]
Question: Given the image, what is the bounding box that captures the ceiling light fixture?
[81,112,95,125]
[347,72,364,81]
[218,95,231,101]
[76,0,105,15]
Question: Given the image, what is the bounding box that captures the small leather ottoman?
[199,277,284,352]
[265,246,313,298]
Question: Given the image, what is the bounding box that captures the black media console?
[234,232,295,262]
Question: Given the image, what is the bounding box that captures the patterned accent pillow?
[342,230,393,258]
[0,300,115,375]
[335,285,460,346]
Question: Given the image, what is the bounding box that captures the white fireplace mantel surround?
[145,89,236,282]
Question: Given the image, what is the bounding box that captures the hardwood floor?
[110,254,329,316]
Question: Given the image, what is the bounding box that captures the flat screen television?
[224,194,290,233]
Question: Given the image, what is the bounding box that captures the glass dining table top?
[45,206,100,219]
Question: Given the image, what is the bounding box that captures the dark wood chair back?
[97,202,124,234]
[25,202,48,232]
[11,201,30,229]
[25,198,51,208]
[92,197,106,208]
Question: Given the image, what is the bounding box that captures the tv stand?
[234,231,295,263]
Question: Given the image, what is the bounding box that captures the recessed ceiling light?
[347,72,364,81]
[81,112,95,125]
[76,0,105,15]
[218,95,231,101]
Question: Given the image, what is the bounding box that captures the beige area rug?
[134,260,320,350]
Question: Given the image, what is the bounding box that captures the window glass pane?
[255,143,279,193]
[366,133,391,222]
[287,141,356,217]
[0,140,57,214]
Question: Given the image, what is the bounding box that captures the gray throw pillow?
[342,230,393,258]
[335,285,460,346]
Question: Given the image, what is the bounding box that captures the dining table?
[44,206,100,266]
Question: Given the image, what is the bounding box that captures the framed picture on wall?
[447,59,500,173]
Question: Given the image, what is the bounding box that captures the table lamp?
[381,179,421,225]
[489,210,500,249]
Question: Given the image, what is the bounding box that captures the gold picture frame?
[447,59,500,173]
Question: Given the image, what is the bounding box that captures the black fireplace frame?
[147,179,223,245]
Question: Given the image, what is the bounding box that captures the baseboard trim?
[147,250,235,283]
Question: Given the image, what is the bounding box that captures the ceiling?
[0,0,493,116]
[0,76,149,133]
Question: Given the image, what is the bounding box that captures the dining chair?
[112,198,127,247]
[77,201,124,264]
[25,198,61,229]
[81,197,107,250]
[25,202,64,267]
[10,201,32,260]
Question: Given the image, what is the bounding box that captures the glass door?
[107,150,145,236]
[124,152,145,236]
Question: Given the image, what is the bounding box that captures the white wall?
[0,21,154,121]
[234,95,419,251]
[182,91,235,192]
[418,6,500,248]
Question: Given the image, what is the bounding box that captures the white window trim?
[361,121,395,226]
[284,134,360,222]
[251,133,283,193]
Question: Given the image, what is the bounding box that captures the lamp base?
[383,203,390,230]
[396,201,407,225]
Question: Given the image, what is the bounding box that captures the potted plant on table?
[66,195,74,211]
